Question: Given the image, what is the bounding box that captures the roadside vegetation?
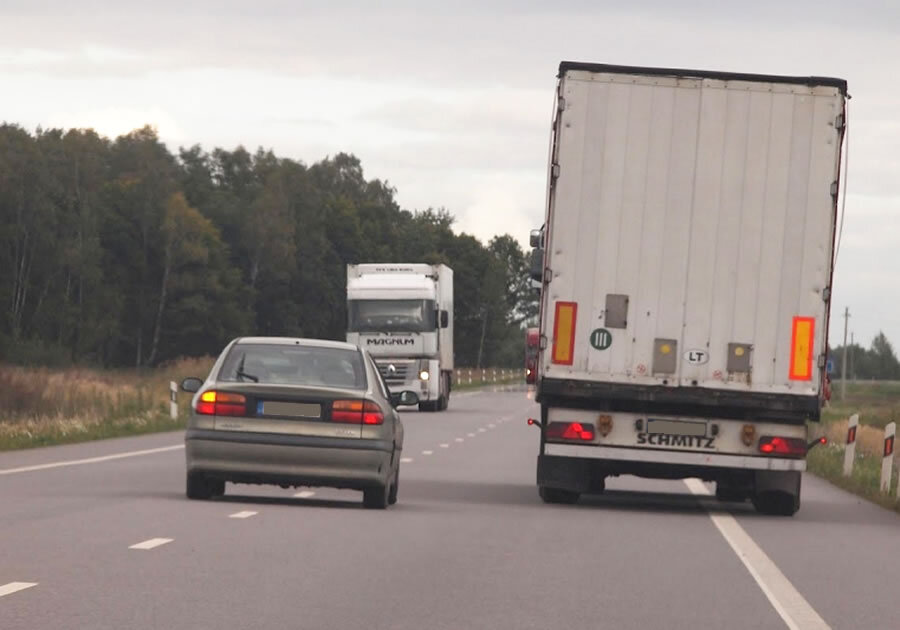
[0,358,212,451]
[807,381,900,511]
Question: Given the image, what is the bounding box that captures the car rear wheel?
[539,486,580,505]
[363,482,389,509]
[186,473,224,500]
[388,469,399,505]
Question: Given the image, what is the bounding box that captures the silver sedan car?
[180,337,417,509]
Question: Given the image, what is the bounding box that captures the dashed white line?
[400,457,414,463]
[488,423,496,429]
[684,479,829,630]
[478,428,487,433]
[294,490,315,498]
[468,432,476,438]
[0,445,184,476]
[229,510,258,519]
[0,582,38,598]
[129,537,173,550]
[440,443,450,448]
[422,450,434,455]
[455,438,464,443]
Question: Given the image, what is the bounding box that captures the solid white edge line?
[684,479,829,630]
[229,511,258,519]
[129,537,174,550]
[293,490,315,498]
[0,445,185,476]
[0,582,38,598]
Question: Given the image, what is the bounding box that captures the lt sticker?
[684,349,709,365]
[590,328,612,350]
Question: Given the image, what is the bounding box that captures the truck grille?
[377,361,412,385]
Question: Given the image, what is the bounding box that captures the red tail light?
[546,421,595,442]
[331,400,384,425]
[758,436,807,456]
[195,391,247,416]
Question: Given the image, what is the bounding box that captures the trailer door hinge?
[835,114,845,130]
[822,286,831,302]
[558,96,566,112]
[830,181,839,196]
[551,163,561,179]
[818,354,826,369]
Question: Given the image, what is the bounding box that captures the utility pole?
[841,307,850,401]
[850,331,855,381]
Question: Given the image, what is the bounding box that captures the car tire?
[539,486,580,505]
[388,469,399,505]
[186,473,219,500]
[363,482,389,509]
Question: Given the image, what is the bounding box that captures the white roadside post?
[169,381,178,420]
[880,422,896,493]
[843,413,858,477]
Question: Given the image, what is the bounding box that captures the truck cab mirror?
[529,229,543,249]
[391,391,420,408]
[530,248,544,282]
[440,310,449,328]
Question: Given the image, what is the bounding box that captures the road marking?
[440,443,450,448]
[294,490,315,498]
[0,445,184,476]
[488,423,496,429]
[478,428,487,433]
[400,457,414,463]
[684,479,829,630]
[455,438,464,443]
[422,450,433,455]
[229,510,258,519]
[129,538,173,550]
[0,582,38,598]
[468,432,476,438]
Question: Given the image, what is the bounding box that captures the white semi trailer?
[347,264,453,412]
[530,62,848,515]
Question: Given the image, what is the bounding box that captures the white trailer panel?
[541,67,846,400]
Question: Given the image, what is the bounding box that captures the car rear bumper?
[185,429,395,491]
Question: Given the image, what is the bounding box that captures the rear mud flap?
[537,455,604,493]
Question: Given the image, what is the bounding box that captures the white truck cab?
[346,264,454,411]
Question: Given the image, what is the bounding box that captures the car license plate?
[646,418,706,437]
[259,401,321,419]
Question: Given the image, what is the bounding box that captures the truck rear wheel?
[752,491,799,516]
[539,486,580,505]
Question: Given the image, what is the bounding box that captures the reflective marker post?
[881,422,895,493]
[842,414,858,477]
[170,381,178,420]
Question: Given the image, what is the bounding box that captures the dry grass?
[0,357,214,451]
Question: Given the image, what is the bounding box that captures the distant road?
[2,388,899,629]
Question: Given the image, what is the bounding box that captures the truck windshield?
[348,299,436,333]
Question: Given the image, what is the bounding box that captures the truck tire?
[418,400,438,412]
[752,491,799,516]
[539,486,580,505]
[715,482,748,503]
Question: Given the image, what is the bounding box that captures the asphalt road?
[2,388,899,629]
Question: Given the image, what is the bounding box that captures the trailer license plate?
[646,419,706,437]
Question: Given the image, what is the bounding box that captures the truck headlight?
[419,370,430,381]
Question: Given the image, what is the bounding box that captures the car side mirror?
[181,377,203,393]
[391,391,420,407]
[440,310,449,328]
[529,248,544,282]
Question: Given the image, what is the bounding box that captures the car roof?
[233,337,361,352]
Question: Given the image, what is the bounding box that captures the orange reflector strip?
[552,302,577,365]
[789,317,815,381]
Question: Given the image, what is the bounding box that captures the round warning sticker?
[590,328,612,350]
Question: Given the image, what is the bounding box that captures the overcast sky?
[2,1,897,352]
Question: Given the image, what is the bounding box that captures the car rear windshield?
[218,344,367,389]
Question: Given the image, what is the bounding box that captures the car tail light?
[331,400,384,425]
[758,436,807,456]
[546,421,595,442]
[195,391,247,416]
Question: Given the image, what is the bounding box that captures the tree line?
[830,332,900,381]
[0,124,537,369]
